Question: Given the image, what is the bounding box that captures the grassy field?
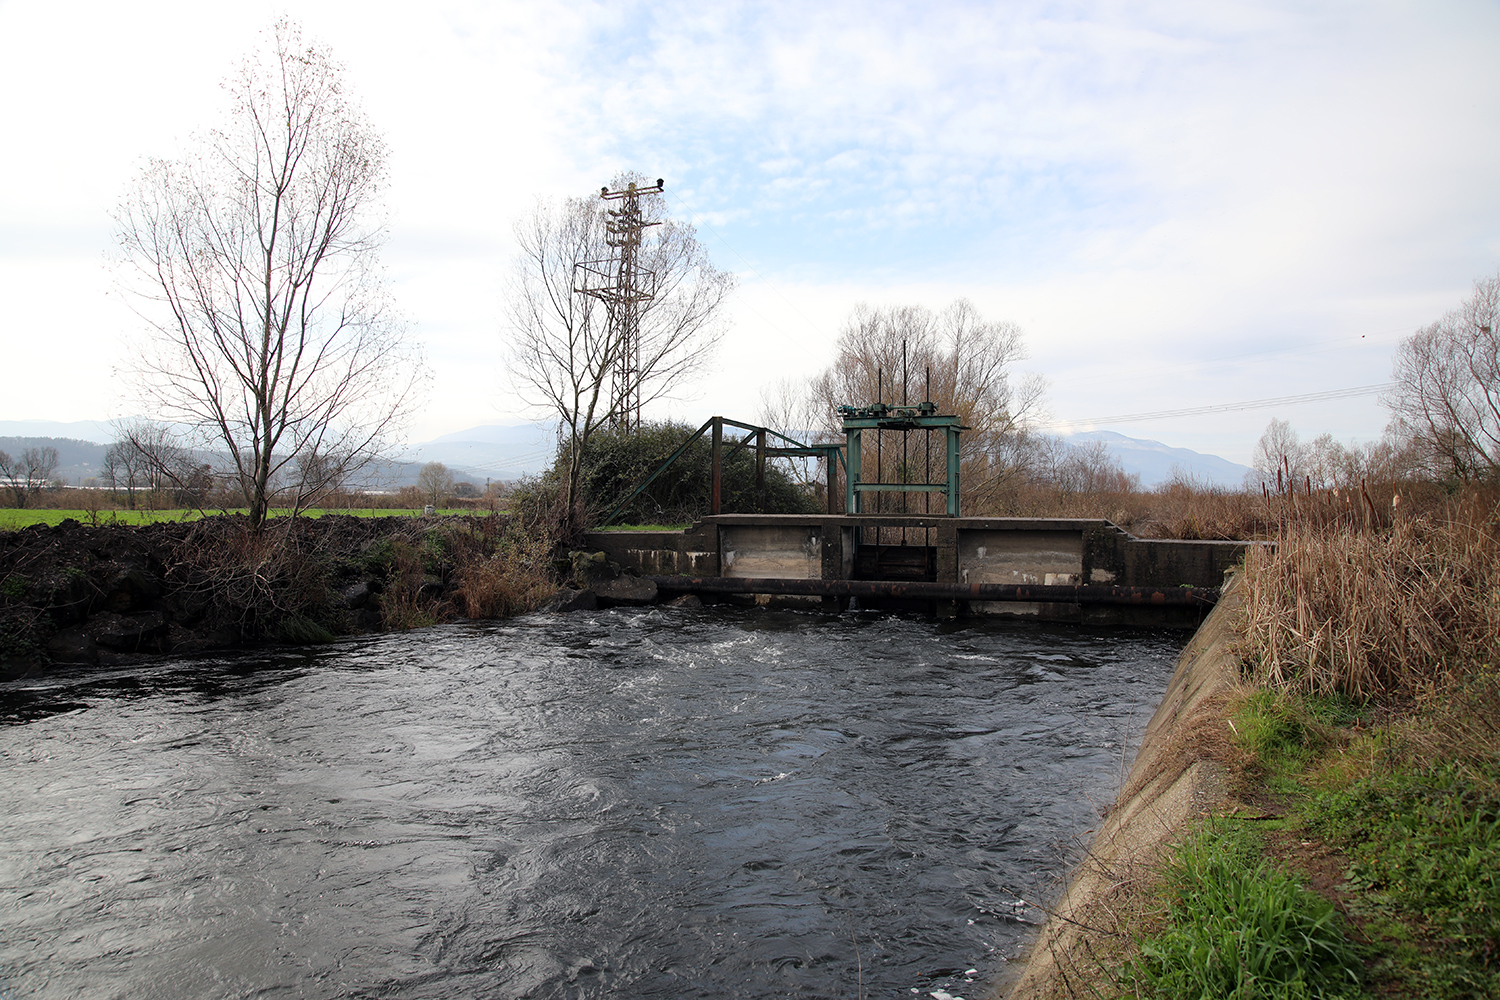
[0,508,483,531]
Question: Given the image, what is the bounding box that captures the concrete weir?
[584,514,1251,625]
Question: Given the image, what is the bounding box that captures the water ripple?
[0,607,1181,999]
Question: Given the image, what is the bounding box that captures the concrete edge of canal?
[999,571,1247,999]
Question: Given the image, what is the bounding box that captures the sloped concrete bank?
[1001,573,1246,999]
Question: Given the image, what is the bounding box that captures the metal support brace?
[711,417,722,515]
[599,416,847,526]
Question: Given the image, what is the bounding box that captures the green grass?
[1094,686,1500,999]
[1210,687,1500,999]
[0,508,488,530]
[1121,822,1365,999]
[1308,760,1500,997]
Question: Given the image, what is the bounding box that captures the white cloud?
[1,0,1496,467]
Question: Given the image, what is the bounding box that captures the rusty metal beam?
[710,417,723,515]
[756,428,766,492]
[646,575,1219,606]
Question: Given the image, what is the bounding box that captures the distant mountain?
[0,419,114,444]
[406,423,557,483]
[0,436,108,484]
[1062,430,1251,489]
[0,417,552,487]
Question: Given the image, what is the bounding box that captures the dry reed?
[1238,490,1500,699]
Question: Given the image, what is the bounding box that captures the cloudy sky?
[2,0,1497,464]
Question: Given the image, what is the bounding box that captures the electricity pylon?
[574,178,665,433]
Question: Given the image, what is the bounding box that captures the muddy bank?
[0,514,543,678]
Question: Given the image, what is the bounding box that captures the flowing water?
[0,606,1184,999]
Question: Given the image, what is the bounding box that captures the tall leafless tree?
[797,299,1045,511]
[1248,417,1307,489]
[416,461,455,508]
[114,20,426,530]
[1385,271,1500,482]
[0,447,59,508]
[506,175,735,530]
[102,436,148,509]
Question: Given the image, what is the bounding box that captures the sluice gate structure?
[584,514,1250,626]
[589,403,1253,624]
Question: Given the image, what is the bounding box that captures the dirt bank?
[0,514,528,678]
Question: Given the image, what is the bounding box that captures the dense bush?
[515,420,821,531]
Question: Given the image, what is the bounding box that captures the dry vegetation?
[989,477,1268,539]
[1018,480,1500,999]
[1238,485,1500,699]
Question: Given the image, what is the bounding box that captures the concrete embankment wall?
[585,516,1250,590]
[1001,574,1246,999]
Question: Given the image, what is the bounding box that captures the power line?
[1049,329,1407,391]
[1047,383,1393,429]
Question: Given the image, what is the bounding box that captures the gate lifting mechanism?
[838,403,966,517]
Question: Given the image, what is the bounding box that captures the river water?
[0,607,1182,999]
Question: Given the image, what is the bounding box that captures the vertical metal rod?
[901,338,908,544]
[826,447,837,514]
[846,429,861,515]
[755,428,766,498]
[711,417,723,515]
[947,425,961,516]
[925,365,931,547]
[875,368,883,539]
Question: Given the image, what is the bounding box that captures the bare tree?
[416,461,455,508]
[506,175,735,529]
[1052,439,1138,495]
[114,19,426,531]
[101,439,147,509]
[103,421,219,510]
[1248,418,1307,489]
[756,376,830,494]
[1385,271,1500,482]
[803,299,1046,511]
[0,447,60,508]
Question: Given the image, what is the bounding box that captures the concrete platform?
[584,515,1255,626]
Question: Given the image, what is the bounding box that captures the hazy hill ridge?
[1,419,1251,491]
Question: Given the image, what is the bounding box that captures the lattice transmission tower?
[574,178,665,433]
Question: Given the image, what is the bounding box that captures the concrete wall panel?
[721,526,822,579]
[957,529,1084,586]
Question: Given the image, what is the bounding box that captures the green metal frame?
[838,403,966,516]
